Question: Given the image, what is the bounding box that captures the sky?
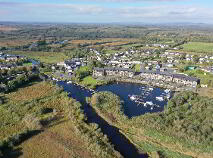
[0,0,213,23]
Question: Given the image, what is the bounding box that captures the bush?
[22,114,43,130]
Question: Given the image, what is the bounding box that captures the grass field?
[22,62,33,66]
[80,76,107,89]
[0,82,121,158]
[0,26,19,31]
[0,82,58,139]
[0,39,37,47]
[10,51,68,64]
[18,120,98,158]
[134,64,141,72]
[183,42,213,54]
[197,87,213,98]
[184,69,213,85]
[1,81,121,158]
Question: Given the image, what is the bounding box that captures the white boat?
[130,95,137,101]
[150,106,153,110]
[145,101,153,106]
[156,96,164,102]
[67,81,72,84]
[164,89,170,93]
[148,87,154,91]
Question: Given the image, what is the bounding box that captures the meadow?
[80,76,107,89]
[183,42,213,54]
[10,51,68,64]
[0,81,121,158]
[184,69,213,85]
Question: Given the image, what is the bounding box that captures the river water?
[57,81,169,158]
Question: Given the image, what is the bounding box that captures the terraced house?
[93,68,200,87]
[139,70,200,87]
[93,67,135,78]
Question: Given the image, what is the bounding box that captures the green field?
[22,62,33,66]
[184,69,213,85]
[183,42,213,54]
[11,51,68,64]
[80,76,107,89]
[134,64,141,72]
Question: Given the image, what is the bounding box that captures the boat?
[129,95,137,101]
[148,87,154,91]
[164,89,170,93]
[145,101,153,106]
[67,81,72,84]
[156,96,164,101]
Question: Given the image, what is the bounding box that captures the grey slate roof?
[94,67,134,72]
[94,67,200,82]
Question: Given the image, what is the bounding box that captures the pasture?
[183,42,213,54]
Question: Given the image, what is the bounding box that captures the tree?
[180,53,186,60]
[7,80,17,90]
[75,66,91,81]
[37,40,47,46]
[193,55,199,63]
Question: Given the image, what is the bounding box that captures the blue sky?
[0,0,213,23]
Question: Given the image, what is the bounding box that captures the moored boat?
[156,96,164,101]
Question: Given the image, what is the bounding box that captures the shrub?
[22,114,42,130]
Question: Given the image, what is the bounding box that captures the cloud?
[116,5,213,21]
[0,1,212,23]
[0,2,105,15]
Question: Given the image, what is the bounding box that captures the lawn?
[183,42,213,54]
[134,64,141,72]
[184,69,213,85]
[10,51,68,64]
[80,76,107,89]
[22,62,33,66]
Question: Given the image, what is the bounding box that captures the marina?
[55,80,170,117]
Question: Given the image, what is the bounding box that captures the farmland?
[10,51,68,64]
[183,42,213,54]
[0,26,19,32]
